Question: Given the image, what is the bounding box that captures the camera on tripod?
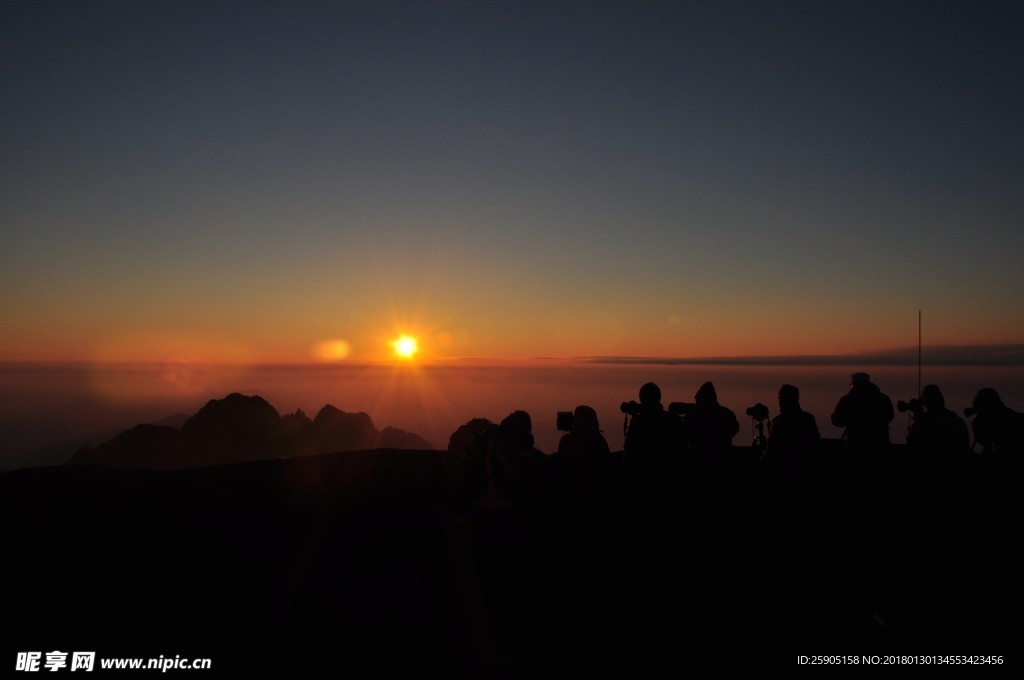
[745,403,769,422]
[744,402,769,452]
[897,398,923,414]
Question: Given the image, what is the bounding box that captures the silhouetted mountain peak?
[313,404,374,429]
[183,393,281,436]
[309,405,378,452]
[379,426,434,451]
[280,409,313,439]
[180,393,282,464]
[68,394,432,470]
[281,408,311,426]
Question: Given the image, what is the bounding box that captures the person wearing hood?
[682,381,739,472]
[556,405,610,505]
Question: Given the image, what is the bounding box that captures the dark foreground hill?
[69,393,432,470]
[4,448,1019,675]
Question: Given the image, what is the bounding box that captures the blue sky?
[2,1,1022,361]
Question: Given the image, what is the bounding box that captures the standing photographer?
[760,384,820,479]
[905,384,970,466]
[831,372,894,455]
[623,382,681,473]
[556,405,610,506]
[967,388,1022,460]
[682,381,739,472]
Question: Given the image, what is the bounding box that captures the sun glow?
[392,336,418,359]
[314,340,351,361]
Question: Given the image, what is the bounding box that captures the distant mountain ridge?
[70,393,432,470]
[3,413,192,470]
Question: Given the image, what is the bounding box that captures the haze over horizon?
[2,2,1022,365]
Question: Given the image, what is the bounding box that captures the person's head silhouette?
[571,405,601,435]
[972,388,1004,415]
[778,384,800,412]
[850,372,871,389]
[695,381,718,405]
[920,384,945,411]
[639,382,662,407]
[500,410,534,448]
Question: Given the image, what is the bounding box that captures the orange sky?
[2,5,1022,365]
[2,271,1020,365]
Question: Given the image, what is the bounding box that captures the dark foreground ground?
[3,447,1019,675]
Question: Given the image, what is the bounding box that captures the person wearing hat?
[830,372,894,455]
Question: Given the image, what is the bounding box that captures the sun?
[392,335,418,359]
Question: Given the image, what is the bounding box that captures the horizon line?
[1,343,1022,368]
[576,344,1024,367]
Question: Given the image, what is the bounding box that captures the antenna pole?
[918,309,922,396]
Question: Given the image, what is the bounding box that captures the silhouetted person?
[968,388,1022,459]
[831,373,894,455]
[449,417,496,457]
[682,381,739,472]
[462,412,546,643]
[906,384,970,466]
[556,406,610,506]
[759,384,820,479]
[623,382,681,472]
[465,410,544,508]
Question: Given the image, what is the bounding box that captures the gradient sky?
[2,1,1022,363]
